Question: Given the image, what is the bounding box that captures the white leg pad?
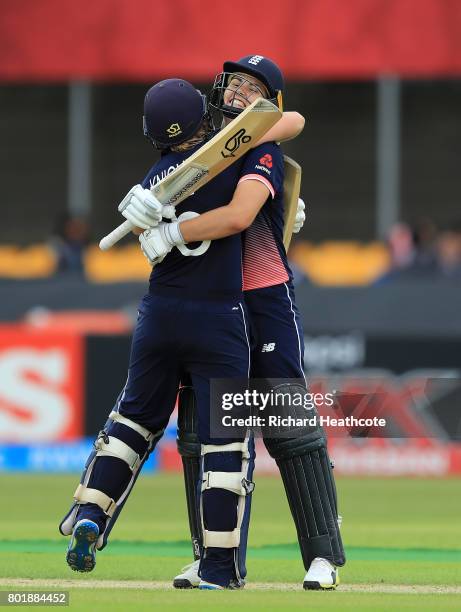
[199,435,253,551]
[202,442,250,458]
[94,435,141,472]
[60,506,79,536]
[73,484,117,517]
[203,528,241,548]
[202,471,251,496]
[109,411,155,442]
[60,409,164,551]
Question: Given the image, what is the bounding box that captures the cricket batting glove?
[293,197,306,233]
[139,221,185,265]
[118,184,163,229]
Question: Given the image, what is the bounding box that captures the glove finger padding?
[293,198,306,233]
[140,240,166,266]
[118,185,163,229]
[139,228,167,263]
[139,224,178,265]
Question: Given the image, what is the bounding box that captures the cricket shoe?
[173,560,201,589]
[303,557,339,590]
[173,561,244,589]
[198,580,225,590]
[66,519,99,572]
[198,579,244,590]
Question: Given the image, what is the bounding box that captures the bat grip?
[99,219,134,250]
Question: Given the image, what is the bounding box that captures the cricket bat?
[282,156,302,251]
[99,98,282,250]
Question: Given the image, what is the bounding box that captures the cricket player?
[138,56,345,590]
[59,78,289,589]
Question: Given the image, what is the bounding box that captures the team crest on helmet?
[167,123,182,137]
[248,55,264,66]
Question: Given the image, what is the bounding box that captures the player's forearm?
[180,180,269,242]
[256,112,305,145]
[179,206,252,242]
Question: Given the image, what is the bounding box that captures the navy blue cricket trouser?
[245,281,306,379]
[117,293,250,441]
[79,292,250,586]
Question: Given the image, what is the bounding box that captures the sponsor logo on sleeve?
[259,154,273,168]
[255,153,273,175]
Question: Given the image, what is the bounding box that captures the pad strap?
[203,528,241,548]
[200,435,254,549]
[94,435,141,472]
[202,471,254,496]
[73,484,117,517]
[202,442,250,458]
[109,411,155,442]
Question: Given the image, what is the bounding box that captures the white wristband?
[166,221,185,246]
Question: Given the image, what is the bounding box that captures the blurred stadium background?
[1,0,461,552]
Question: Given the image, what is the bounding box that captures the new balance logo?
[261,343,276,352]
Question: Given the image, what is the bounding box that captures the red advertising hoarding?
[0,327,84,442]
[1,0,461,80]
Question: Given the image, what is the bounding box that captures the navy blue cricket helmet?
[143,79,208,149]
[209,55,284,118]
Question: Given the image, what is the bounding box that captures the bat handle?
[99,219,134,250]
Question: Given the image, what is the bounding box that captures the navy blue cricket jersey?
[141,140,245,301]
[239,143,305,381]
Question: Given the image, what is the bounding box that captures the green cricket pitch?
[0,473,460,610]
